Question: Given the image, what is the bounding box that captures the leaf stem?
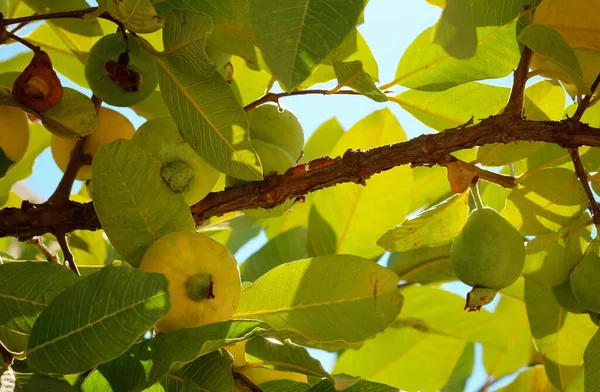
[3,30,39,52]
[469,182,484,209]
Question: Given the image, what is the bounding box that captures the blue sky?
[3,1,519,390]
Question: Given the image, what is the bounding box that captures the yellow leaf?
[534,0,600,51]
[531,48,600,94]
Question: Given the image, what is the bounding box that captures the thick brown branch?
[1,115,600,239]
[504,46,533,117]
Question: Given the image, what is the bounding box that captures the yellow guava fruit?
[138,231,241,332]
[0,105,29,178]
[50,107,135,180]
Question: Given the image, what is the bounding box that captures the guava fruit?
[570,241,600,313]
[246,104,304,162]
[227,140,297,218]
[138,231,241,332]
[12,50,63,112]
[85,33,158,107]
[552,277,587,314]
[451,207,526,311]
[51,107,135,180]
[132,117,219,205]
[0,106,29,178]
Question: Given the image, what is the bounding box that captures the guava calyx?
[160,160,196,193]
[12,50,63,112]
[465,287,497,312]
[187,274,215,302]
[105,51,142,93]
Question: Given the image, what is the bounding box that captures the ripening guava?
[0,106,29,178]
[85,33,158,107]
[138,231,241,333]
[451,207,526,311]
[227,140,297,218]
[570,241,600,313]
[132,117,219,205]
[51,107,135,180]
[12,50,63,112]
[247,104,304,162]
[552,277,587,314]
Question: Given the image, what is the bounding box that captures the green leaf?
[378,192,469,252]
[397,285,509,351]
[240,227,308,283]
[524,213,591,287]
[441,343,475,392]
[68,230,108,266]
[101,0,164,34]
[433,0,477,59]
[26,265,169,374]
[307,379,398,392]
[524,279,597,366]
[162,10,215,76]
[584,329,600,392]
[158,349,234,392]
[394,82,509,131]
[228,56,273,107]
[544,357,582,392]
[482,296,533,379]
[155,52,261,181]
[496,366,553,391]
[81,320,267,392]
[502,167,588,236]
[13,373,78,392]
[251,0,365,90]
[387,242,456,284]
[332,59,386,102]
[262,380,312,392]
[234,255,403,343]
[39,87,97,138]
[308,109,412,259]
[0,262,79,334]
[92,139,195,267]
[23,0,102,37]
[245,336,329,378]
[301,117,345,163]
[393,0,531,91]
[333,326,466,391]
[518,24,590,94]
[0,122,49,206]
[201,213,262,255]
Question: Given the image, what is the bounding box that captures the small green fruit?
[570,241,600,313]
[552,278,587,314]
[133,117,219,205]
[451,207,526,311]
[247,104,304,162]
[86,33,158,107]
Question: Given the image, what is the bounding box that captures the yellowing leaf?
[377,192,469,253]
[531,47,600,94]
[533,0,600,51]
[101,0,165,34]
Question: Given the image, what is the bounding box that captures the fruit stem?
[187,274,215,302]
[469,182,484,209]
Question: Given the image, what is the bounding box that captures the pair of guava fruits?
[551,241,600,324]
[0,106,30,179]
[227,104,304,218]
[451,206,526,311]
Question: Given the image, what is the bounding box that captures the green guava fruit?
[247,104,304,162]
[85,33,158,107]
[227,140,296,218]
[132,117,219,205]
[451,207,526,311]
[552,277,587,314]
[570,241,600,313]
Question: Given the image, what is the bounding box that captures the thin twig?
[571,73,600,124]
[504,46,533,117]
[244,89,363,111]
[569,148,600,225]
[47,138,89,204]
[25,236,60,264]
[0,7,97,26]
[3,30,39,51]
[56,234,79,275]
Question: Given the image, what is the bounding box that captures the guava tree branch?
[244,89,364,111]
[1,114,599,239]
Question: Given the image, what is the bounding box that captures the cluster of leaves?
[1,0,600,391]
